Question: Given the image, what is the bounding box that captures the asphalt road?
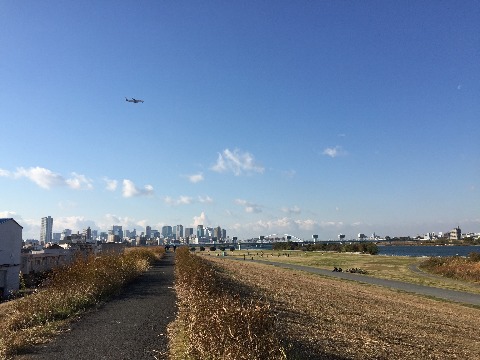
[16,252,177,360]
[245,258,480,307]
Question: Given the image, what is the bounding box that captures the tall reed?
[420,252,480,282]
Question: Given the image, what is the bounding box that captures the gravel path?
[16,252,176,360]
[246,258,480,306]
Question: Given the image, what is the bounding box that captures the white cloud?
[211,148,264,176]
[281,205,301,215]
[235,198,262,213]
[65,172,93,190]
[11,167,93,190]
[188,173,204,183]
[54,216,96,232]
[15,166,65,189]
[0,169,12,177]
[0,210,17,218]
[164,195,193,206]
[99,214,141,231]
[294,219,318,230]
[103,177,118,191]
[198,195,213,203]
[322,146,346,158]
[193,211,210,227]
[122,179,154,198]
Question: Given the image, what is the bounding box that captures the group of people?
[332,267,367,274]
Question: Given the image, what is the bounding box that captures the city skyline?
[27,216,475,243]
[1,2,479,241]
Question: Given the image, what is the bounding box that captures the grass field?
[202,249,480,294]
[205,255,480,359]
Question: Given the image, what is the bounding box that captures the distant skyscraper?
[185,227,194,238]
[112,225,123,238]
[175,225,184,239]
[197,225,204,239]
[213,226,222,240]
[40,216,53,244]
[162,226,172,238]
[146,226,152,238]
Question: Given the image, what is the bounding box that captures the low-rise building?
[0,218,23,298]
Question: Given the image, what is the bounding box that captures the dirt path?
[16,252,176,360]
[245,258,480,306]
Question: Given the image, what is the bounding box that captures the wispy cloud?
[164,195,193,206]
[281,169,296,179]
[13,166,93,190]
[0,169,12,177]
[187,173,204,183]
[235,198,263,213]
[65,172,94,190]
[164,194,213,206]
[122,179,154,198]
[198,195,213,203]
[211,148,264,176]
[103,177,118,191]
[322,146,346,158]
[281,205,301,215]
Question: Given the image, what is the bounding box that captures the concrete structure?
[40,216,53,244]
[449,226,462,240]
[0,218,23,298]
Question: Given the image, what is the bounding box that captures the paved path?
[241,258,480,307]
[17,252,176,360]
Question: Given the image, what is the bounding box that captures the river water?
[378,245,480,257]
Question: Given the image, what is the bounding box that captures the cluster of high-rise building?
[34,216,228,248]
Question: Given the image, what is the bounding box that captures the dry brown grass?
[208,257,480,359]
[170,247,286,360]
[0,246,165,358]
[420,253,480,283]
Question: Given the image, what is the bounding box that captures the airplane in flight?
[125,97,144,103]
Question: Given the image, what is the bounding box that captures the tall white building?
[40,216,53,244]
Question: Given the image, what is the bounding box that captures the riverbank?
[202,249,480,294]
[207,256,480,359]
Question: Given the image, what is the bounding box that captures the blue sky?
[1,1,479,240]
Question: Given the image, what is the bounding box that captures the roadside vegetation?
[207,256,480,359]
[0,246,164,358]
[420,252,480,283]
[169,246,285,360]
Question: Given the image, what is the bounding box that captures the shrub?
[209,246,217,252]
